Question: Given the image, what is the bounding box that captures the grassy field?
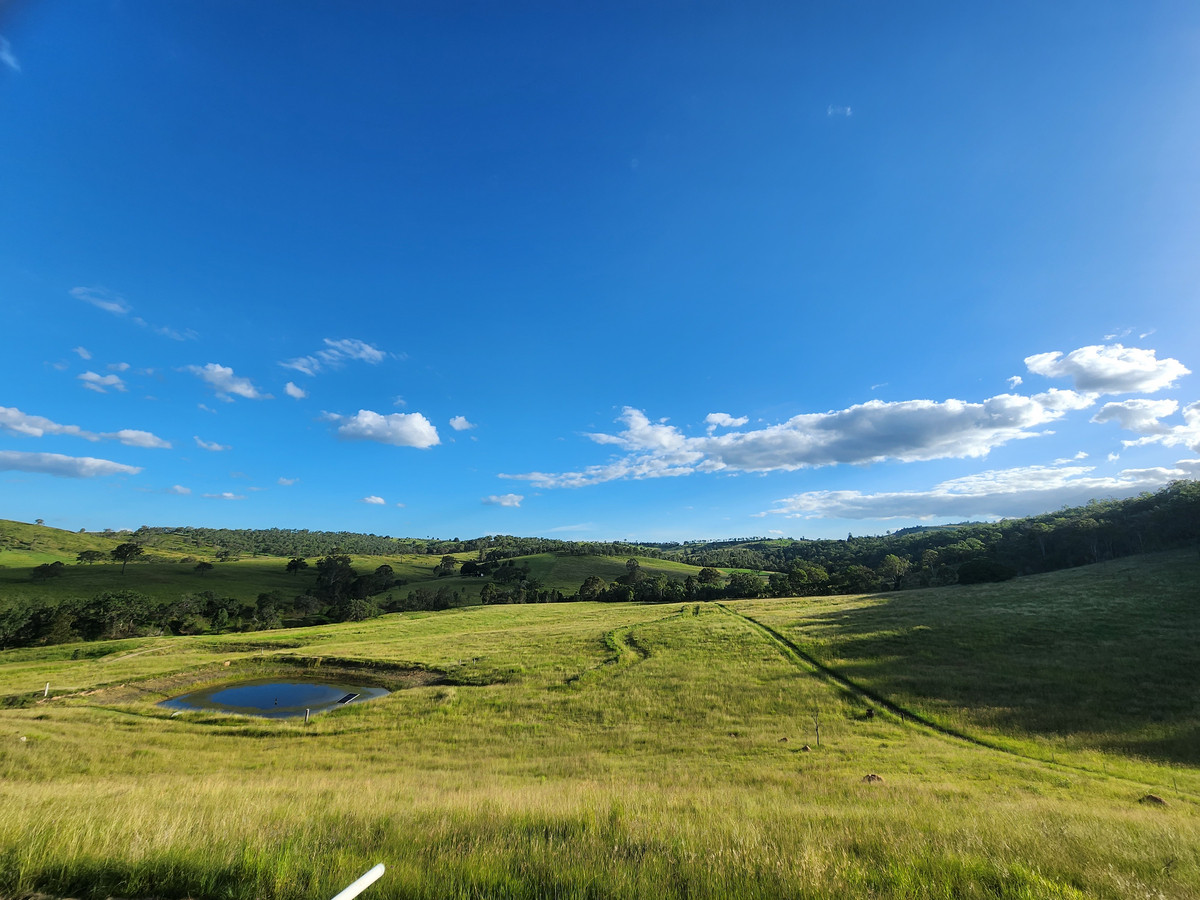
[1,552,1198,899]
[733,548,1200,771]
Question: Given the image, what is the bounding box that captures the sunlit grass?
[1,582,1198,898]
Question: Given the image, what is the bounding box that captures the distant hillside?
[2,479,1197,650]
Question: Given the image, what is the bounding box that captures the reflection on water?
[159,678,388,718]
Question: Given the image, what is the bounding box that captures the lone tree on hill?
[286,557,309,575]
[110,542,144,574]
[76,549,106,565]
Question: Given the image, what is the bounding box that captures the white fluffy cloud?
[109,429,171,449]
[328,409,440,449]
[194,436,231,452]
[705,412,749,433]
[449,415,475,431]
[1024,343,1190,394]
[361,495,386,505]
[483,493,524,507]
[281,338,387,376]
[1091,399,1179,434]
[1115,401,1200,453]
[0,450,142,478]
[1,407,98,440]
[504,391,1094,488]
[186,363,269,400]
[78,371,127,393]
[285,381,307,399]
[765,460,1200,521]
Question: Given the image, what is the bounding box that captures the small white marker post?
[330,864,385,900]
[44,683,49,698]
[305,709,311,724]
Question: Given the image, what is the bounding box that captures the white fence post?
[330,864,385,900]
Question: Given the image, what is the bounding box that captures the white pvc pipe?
[330,864,385,900]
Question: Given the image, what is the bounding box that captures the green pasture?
[1,557,1198,899]
[734,548,1200,772]
[0,516,719,612]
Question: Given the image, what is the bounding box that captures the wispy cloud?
[361,495,386,505]
[0,36,19,73]
[0,450,141,478]
[483,493,524,507]
[71,286,131,316]
[0,407,168,448]
[827,104,852,117]
[1025,343,1189,394]
[278,477,299,486]
[280,338,387,376]
[73,346,92,360]
[194,436,231,452]
[285,381,307,399]
[203,491,245,500]
[78,371,127,393]
[70,287,195,340]
[764,460,1200,521]
[325,409,440,448]
[449,415,475,431]
[186,363,269,400]
[168,484,191,495]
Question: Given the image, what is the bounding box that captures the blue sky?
[2,2,1199,541]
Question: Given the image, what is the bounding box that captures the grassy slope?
[734,548,1200,770]
[0,557,1198,899]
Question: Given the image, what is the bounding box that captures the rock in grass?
[800,744,811,752]
[862,773,884,784]
[1138,794,1167,806]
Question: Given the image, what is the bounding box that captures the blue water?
[159,678,388,718]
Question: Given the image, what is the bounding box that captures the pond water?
[159,678,389,718]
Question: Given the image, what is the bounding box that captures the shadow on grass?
[783,552,1200,766]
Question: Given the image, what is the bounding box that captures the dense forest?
[660,480,1200,593]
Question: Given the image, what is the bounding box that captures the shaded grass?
[734,549,1200,770]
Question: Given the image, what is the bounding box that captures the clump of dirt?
[862,773,884,784]
[1138,794,1167,806]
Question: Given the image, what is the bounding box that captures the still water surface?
[159,678,388,718]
